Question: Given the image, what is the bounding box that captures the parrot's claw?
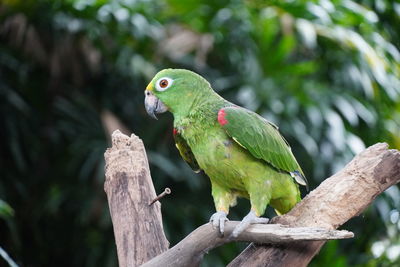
[210,211,229,235]
[230,210,269,238]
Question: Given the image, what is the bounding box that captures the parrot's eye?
[160,79,168,87]
[155,77,173,92]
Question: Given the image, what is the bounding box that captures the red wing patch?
[173,128,178,135]
[218,109,228,126]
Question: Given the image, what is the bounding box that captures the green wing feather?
[174,131,201,173]
[219,106,308,187]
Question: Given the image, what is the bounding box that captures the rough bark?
[104,130,169,267]
[141,223,353,267]
[228,142,400,267]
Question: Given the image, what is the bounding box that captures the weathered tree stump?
[104,130,169,267]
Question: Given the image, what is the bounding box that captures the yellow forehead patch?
[146,82,154,91]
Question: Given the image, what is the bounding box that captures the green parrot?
[145,69,307,237]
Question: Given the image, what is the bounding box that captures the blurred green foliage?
[0,0,399,266]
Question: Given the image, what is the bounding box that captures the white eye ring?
[155,77,173,92]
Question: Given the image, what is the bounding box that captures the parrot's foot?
[231,210,269,238]
[210,211,229,235]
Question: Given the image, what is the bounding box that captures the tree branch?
[104,130,400,267]
[228,143,400,266]
[141,222,353,267]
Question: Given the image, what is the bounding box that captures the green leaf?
[0,200,14,219]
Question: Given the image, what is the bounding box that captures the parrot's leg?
[210,211,228,235]
[209,181,237,235]
[231,210,269,238]
[231,178,271,238]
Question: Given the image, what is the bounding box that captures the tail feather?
[290,170,309,191]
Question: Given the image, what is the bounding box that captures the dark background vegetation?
[0,0,399,266]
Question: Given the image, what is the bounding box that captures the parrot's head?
[144,69,213,119]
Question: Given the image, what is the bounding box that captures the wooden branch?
[104,130,169,267]
[141,222,353,267]
[228,143,400,266]
[104,130,400,267]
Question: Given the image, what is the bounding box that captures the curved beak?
[144,90,168,120]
